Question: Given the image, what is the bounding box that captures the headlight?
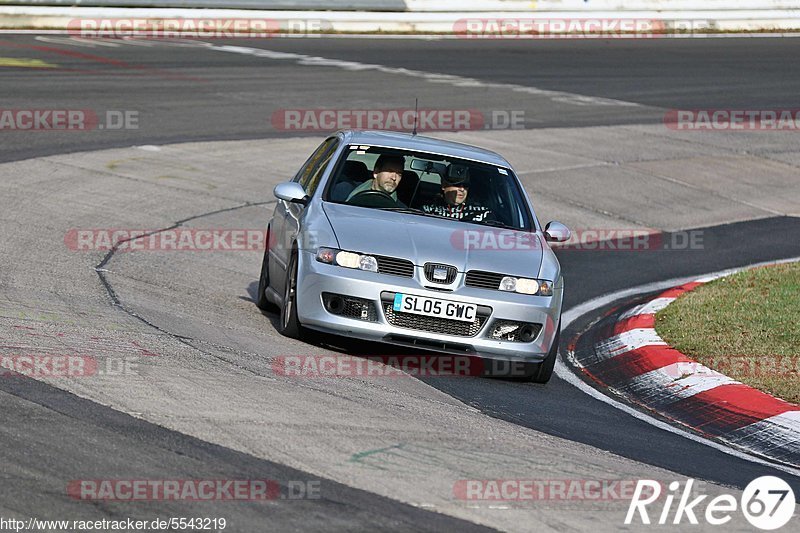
[359,255,378,272]
[316,247,379,273]
[499,276,517,291]
[499,276,553,296]
[335,251,360,268]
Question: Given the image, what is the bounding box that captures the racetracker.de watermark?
[449,229,705,252]
[453,479,659,502]
[64,229,266,252]
[665,356,799,379]
[0,109,138,131]
[0,355,140,378]
[272,355,543,378]
[453,18,665,38]
[271,109,525,132]
[67,18,331,38]
[67,479,321,501]
[665,109,800,131]
[553,229,704,251]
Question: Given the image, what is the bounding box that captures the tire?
[256,237,277,312]
[531,322,560,384]
[277,249,302,339]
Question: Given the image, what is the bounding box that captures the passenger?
[422,167,492,221]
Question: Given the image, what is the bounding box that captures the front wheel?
[530,323,560,384]
[256,240,277,312]
[277,250,302,339]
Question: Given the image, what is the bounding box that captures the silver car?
[257,130,570,382]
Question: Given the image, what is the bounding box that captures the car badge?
[433,267,448,280]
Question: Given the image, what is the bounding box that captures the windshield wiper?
[378,207,424,214]
[378,207,455,221]
[464,218,521,231]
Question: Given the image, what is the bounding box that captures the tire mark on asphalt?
[93,200,276,375]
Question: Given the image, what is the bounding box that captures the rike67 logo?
[626,477,796,530]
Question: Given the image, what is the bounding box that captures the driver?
[422,167,492,222]
[346,154,404,202]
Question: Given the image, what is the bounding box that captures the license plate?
[392,293,477,322]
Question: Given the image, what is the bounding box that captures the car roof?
[336,130,511,167]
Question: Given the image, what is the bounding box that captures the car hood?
[322,203,544,277]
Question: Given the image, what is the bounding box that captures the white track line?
[594,328,667,360]
[207,43,640,108]
[727,412,800,460]
[617,369,738,407]
[555,255,800,478]
[35,36,120,47]
[618,297,676,319]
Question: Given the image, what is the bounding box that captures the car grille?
[375,255,415,278]
[424,263,458,284]
[380,293,490,338]
[465,270,504,290]
[384,334,475,354]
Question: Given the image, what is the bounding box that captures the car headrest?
[343,160,371,182]
[402,170,419,182]
[396,170,421,206]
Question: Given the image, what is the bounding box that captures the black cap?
[442,164,470,187]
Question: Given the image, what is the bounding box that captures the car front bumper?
[295,251,562,363]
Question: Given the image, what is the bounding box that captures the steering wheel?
[347,189,400,208]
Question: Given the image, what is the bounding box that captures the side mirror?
[544,221,571,243]
[274,182,309,205]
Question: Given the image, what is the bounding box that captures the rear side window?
[304,142,339,197]
[294,137,338,190]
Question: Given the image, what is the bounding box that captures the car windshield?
[324,145,533,231]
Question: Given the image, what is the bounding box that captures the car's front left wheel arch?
[256,226,278,312]
[277,245,303,339]
[530,319,560,384]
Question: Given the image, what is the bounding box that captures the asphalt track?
[2,36,800,162]
[430,217,800,487]
[1,34,799,531]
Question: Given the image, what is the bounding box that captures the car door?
[270,136,339,290]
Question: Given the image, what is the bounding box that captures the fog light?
[325,295,345,314]
[322,293,377,322]
[492,323,520,338]
[519,324,540,342]
[489,320,542,342]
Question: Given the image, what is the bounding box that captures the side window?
[294,137,337,188]
[305,142,339,197]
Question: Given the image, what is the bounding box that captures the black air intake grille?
[375,255,415,278]
[465,270,504,290]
